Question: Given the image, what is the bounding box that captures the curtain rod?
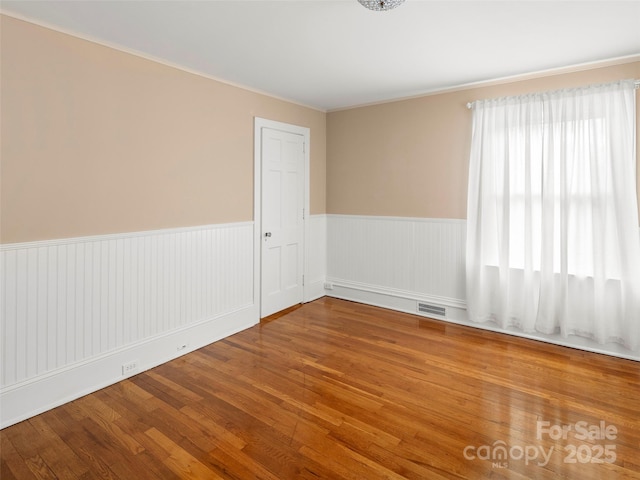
[466,79,640,109]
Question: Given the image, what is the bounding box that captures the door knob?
[264,232,272,238]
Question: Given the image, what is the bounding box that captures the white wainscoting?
[327,214,466,310]
[305,214,327,302]
[325,214,639,361]
[0,222,257,428]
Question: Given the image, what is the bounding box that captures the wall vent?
[417,302,446,318]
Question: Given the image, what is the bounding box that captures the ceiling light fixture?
[357,0,405,11]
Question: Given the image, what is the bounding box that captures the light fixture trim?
[357,0,406,12]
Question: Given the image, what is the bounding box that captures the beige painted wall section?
[327,61,640,220]
[0,15,326,244]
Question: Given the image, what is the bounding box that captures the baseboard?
[325,280,639,362]
[0,304,258,429]
[326,280,467,323]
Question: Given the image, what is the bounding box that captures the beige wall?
[0,15,326,244]
[3,14,637,245]
[327,61,640,220]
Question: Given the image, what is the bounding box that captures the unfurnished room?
[1,1,639,478]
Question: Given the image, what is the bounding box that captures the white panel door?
[261,128,305,317]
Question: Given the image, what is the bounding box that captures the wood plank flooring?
[2,297,639,479]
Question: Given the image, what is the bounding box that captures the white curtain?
[466,80,640,351]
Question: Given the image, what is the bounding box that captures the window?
[466,80,640,350]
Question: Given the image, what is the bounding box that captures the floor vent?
[417,302,446,318]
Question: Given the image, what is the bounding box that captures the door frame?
[254,117,310,318]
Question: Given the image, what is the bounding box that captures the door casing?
[254,117,310,319]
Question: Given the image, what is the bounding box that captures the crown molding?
[328,54,640,112]
[0,10,327,113]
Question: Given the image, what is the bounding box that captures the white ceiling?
[3,1,640,111]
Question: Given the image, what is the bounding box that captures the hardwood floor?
[2,297,639,479]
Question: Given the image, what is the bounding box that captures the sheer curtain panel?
[466,80,640,351]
